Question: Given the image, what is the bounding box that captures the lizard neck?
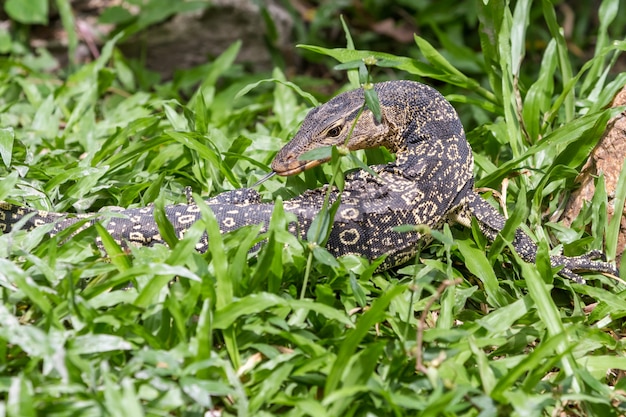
[373,81,474,182]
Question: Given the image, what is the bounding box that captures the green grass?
[0,1,626,416]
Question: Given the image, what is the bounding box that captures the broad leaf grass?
[0,1,625,416]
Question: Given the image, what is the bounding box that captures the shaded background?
[5,1,626,86]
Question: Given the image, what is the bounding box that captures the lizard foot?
[551,250,619,284]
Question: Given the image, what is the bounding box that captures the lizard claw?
[556,267,587,284]
[579,249,606,261]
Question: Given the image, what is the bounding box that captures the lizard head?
[271,86,395,176]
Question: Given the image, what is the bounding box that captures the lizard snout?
[271,149,326,176]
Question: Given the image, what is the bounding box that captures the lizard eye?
[327,126,342,138]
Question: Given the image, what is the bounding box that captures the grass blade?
[325,284,406,394]
[605,157,626,261]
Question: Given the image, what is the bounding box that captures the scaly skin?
[0,81,619,282]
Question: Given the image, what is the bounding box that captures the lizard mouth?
[271,158,328,176]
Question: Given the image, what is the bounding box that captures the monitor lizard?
[0,80,619,283]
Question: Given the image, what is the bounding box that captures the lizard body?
[0,80,618,282]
